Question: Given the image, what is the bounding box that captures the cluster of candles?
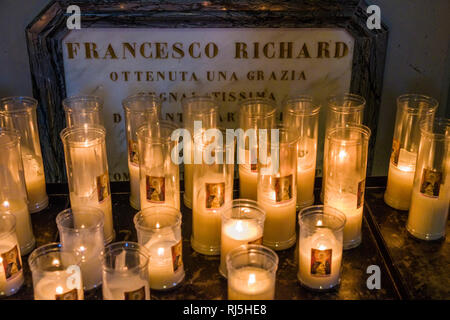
[0,92,447,300]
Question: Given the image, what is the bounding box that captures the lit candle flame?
[55,286,64,295]
[156,223,160,229]
[235,220,244,233]
[2,201,9,209]
[52,259,60,267]
[248,273,256,286]
[317,220,323,226]
[157,247,165,256]
[338,150,348,161]
[79,246,86,252]
[318,244,327,251]
[398,165,413,172]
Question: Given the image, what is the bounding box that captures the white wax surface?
[128,161,140,210]
[34,275,84,300]
[239,165,258,201]
[297,164,315,207]
[102,273,150,300]
[1,200,34,255]
[228,267,275,300]
[385,162,415,210]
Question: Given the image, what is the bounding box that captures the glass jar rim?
[133,206,182,232]
[397,94,438,114]
[298,205,347,232]
[283,95,321,116]
[0,96,37,114]
[28,242,81,273]
[326,124,371,145]
[226,244,279,274]
[0,212,16,240]
[102,241,150,273]
[182,95,219,115]
[239,98,277,118]
[63,95,103,113]
[60,124,106,147]
[56,207,104,234]
[0,128,21,148]
[327,93,366,113]
[122,93,160,113]
[221,199,266,221]
[420,117,450,141]
[137,121,179,145]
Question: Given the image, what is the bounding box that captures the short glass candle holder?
[181,96,219,208]
[407,118,449,240]
[385,94,438,211]
[137,121,180,210]
[226,244,278,300]
[134,206,184,290]
[0,96,48,213]
[0,128,35,255]
[56,207,105,291]
[297,205,346,291]
[283,96,321,209]
[238,98,277,201]
[63,95,103,128]
[28,243,84,300]
[323,124,371,250]
[102,241,151,300]
[60,125,114,244]
[219,199,265,278]
[122,93,160,210]
[0,213,24,297]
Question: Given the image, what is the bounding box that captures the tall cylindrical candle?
[63,95,104,128]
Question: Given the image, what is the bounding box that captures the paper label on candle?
[128,140,139,166]
[55,288,79,300]
[248,237,263,245]
[420,168,443,198]
[171,239,183,272]
[310,248,332,277]
[205,182,225,209]
[357,179,365,209]
[274,174,293,203]
[96,172,111,203]
[1,245,22,280]
[124,286,146,300]
[391,139,400,166]
[146,176,165,203]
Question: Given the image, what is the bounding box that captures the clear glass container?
[257,127,297,250]
[219,199,265,278]
[297,205,346,291]
[63,95,103,128]
[60,125,114,244]
[28,243,84,300]
[102,241,150,300]
[323,124,371,250]
[238,98,277,201]
[283,96,320,209]
[181,96,218,208]
[384,94,438,210]
[0,213,24,297]
[122,93,161,210]
[137,121,180,210]
[134,206,184,290]
[0,128,35,255]
[0,96,48,213]
[407,118,449,240]
[56,207,104,290]
[226,244,278,300]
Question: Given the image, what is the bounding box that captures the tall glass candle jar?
[102,241,150,300]
[63,95,103,128]
[238,98,277,201]
[28,243,84,300]
[123,93,160,210]
[0,97,48,213]
[298,205,346,291]
[137,121,180,210]
[226,244,278,300]
[384,94,438,210]
[323,124,371,250]
[407,118,449,240]
[0,129,35,255]
[182,96,218,208]
[60,125,114,243]
[56,207,104,290]
[191,136,234,255]
[219,199,265,277]
[321,94,366,202]
[257,128,297,250]
[0,213,24,297]
[134,206,184,290]
[283,96,320,209]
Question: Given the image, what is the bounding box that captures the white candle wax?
[0,241,24,297]
[34,275,84,300]
[297,164,315,208]
[183,163,194,208]
[128,161,140,210]
[102,274,150,300]
[385,162,415,210]
[239,165,258,200]
[22,153,47,212]
[228,267,275,300]
[298,228,343,290]
[1,200,34,255]
[68,243,103,290]
[220,220,263,276]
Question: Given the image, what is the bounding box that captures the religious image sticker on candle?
[171,239,183,272]
[274,174,293,203]
[124,286,146,300]
[146,176,165,203]
[1,246,22,280]
[96,172,111,203]
[310,248,332,277]
[419,169,443,198]
[55,288,79,300]
[205,182,225,209]
[128,140,139,166]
